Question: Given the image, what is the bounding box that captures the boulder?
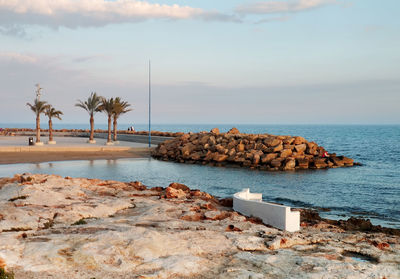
[199,135,210,145]
[190,152,202,161]
[295,144,307,153]
[181,143,196,157]
[215,144,224,154]
[283,137,295,145]
[284,158,296,170]
[330,156,344,167]
[237,143,245,152]
[158,145,168,155]
[271,144,283,152]
[297,158,309,169]
[253,154,261,165]
[270,158,284,168]
[294,136,306,145]
[264,138,281,147]
[213,153,228,162]
[208,136,216,146]
[261,153,278,163]
[280,149,292,158]
[227,127,240,134]
[169,182,190,192]
[210,128,220,134]
[314,158,328,169]
[166,187,187,199]
[180,134,190,141]
[227,140,237,149]
[342,157,354,165]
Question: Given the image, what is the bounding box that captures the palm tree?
[26,99,48,144]
[45,105,63,144]
[99,97,115,145]
[112,97,132,142]
[75,92,102,143]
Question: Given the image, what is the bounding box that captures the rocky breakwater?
[152,127,355,171]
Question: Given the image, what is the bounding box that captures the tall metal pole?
[148,60,151,148]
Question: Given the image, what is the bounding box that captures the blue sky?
[0,0,399,125]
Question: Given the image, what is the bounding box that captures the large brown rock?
[227,140,237,149]
[166,187,187,199]
[284,158,296,170]
[264,138,281,147]
[158,145,168,155]
[215,144,226,154]
[253,153,261,165]
[306,142,318,155]
[297,158,309,169]
[199,135,210,145]
[180,134,190,141]
[271,144,283,152]
[342,157,354,165]
[169,182,190,192]
[210,128,220,134]
[227,127,240,134]
[330,156,344,167]
[190,152,202,161]
[270,158,284,168]
[237,143,245,152]
[213,153,228,162]
[313,158,328,169]
[181,143,196,157]
[261,153,278,163]
[280,149,292,158]
[283,137,295,145]
[208,136,216,146]
[295,144,307,153]
[294,136,306,145]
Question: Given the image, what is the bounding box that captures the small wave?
[272,197,315,208]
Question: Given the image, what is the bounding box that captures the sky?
[0,0,399,125]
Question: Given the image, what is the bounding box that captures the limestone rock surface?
[0,174,398,279]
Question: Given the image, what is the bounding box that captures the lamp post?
[148,60,151,148]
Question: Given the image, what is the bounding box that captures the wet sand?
[0,149,151,164]
[0,136,153,164]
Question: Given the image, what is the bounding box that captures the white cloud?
[0,0,236,30]
[236,0,336,15]
[0,52,38,63]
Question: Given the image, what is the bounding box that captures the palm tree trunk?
[49,119,53,141]
[113,117,117,141]
[36,116,40,143]
[90,115,94,141]
[107,115,112,143]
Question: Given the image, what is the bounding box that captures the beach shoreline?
[0,149,151,165]
[0,135,153,164]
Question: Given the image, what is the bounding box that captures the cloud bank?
[236,0,336,15]
[0,0,235,30]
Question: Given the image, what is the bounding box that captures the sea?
[0,123,399,229]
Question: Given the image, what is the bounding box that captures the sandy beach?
[0,136,153,164]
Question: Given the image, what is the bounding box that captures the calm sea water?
[0,124,399,228]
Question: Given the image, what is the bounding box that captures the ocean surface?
[0,124,399,228]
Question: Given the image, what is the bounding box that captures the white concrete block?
[233,188,300,232]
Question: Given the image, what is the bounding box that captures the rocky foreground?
[0,174,399,279]
[152,128,356,171]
